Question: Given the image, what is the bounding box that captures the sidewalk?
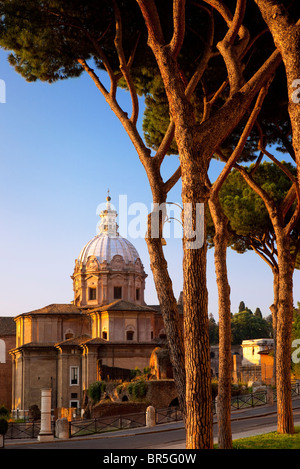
[148,397,300,449]
[4,397,300,448]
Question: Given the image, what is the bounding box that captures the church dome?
[78,234,140,266]
[72,193,147,309]
[77,193,141,267]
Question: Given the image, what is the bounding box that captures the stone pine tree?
[209,159,300,433]
[0,0,296,447]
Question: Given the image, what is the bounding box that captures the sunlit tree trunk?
[275,230,295,434]
[182,195,213,448]
[136,4,214,447]
[209,196,232,449]
[270,269,279,385]
[146,212,186,416]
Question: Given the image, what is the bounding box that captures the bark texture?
[209,196,232,449]
[237,165,298,434]
[275,232,295,434]
[146,217,186,415]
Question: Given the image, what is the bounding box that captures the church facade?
[9,196,173,417]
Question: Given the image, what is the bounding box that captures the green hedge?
[88,381,107,403]
[127,380,148,400]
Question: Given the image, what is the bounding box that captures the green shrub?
[127,380,148,400]
[88,381,106,403]
[0,406,10,420]
[127,383,134,396]
[130,368,141,380]
[0,418,8,435]
[28,404,41,421]
[133,380,147,399]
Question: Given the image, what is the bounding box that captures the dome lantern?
[97,189,119,237]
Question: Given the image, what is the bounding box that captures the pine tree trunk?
[152,45,214,449]
[275,232,295,434]
[270,269,279,386]
[209,197,232,449]
[146,227,186,416]
[183,198,213,449]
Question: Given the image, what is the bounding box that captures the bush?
[0,418,8,435]
[0,406,10,420]
[28,404,41,421]
[129,368,141,380]
[88,381,106,403]
[128,380,148,400]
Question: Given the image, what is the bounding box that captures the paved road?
[4,397,300,451]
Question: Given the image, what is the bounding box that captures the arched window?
[0,339,6,363]
[158,329,167,339]
[65,329,74,340]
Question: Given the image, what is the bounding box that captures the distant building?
[241,338,274,366]
[240,338,274,384]
[0,316,15,409]
[8,195,183,417]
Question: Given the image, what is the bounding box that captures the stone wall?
[91,401,148,418]
[145,380,177,408]
[0,334,15,409]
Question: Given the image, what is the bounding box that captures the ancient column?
[38,388,54,441]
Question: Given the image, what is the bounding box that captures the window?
[70,400,79,409]
[65,329,74,340]
[126,331,134,341]
[159,329,167,339]
[70,366,79,385]
[88,287,97,300]
[114,286,122,299]
[102,331,108,340]
[136,288,140,301]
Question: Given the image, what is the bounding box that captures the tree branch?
[211,80,271,197]
[202,0,250,55]
[154,120,175,165]
[235,163,277,215]
[136,0,165,47]
[250,241,278,271]
[164,165,181,193]
[185,4,215,100]
[155,4,214,164]
[112,0,139,125]
[196,47,282,158]
[170,0,186,58]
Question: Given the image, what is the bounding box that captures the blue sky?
[0,49,299,319]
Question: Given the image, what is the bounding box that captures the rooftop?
[0,316,16,336]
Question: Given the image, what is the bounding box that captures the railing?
[155,406,182,425]
[230,391,267,410]
[5,421,55,440]
[69,411,146,438]
[5,383,300,440]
